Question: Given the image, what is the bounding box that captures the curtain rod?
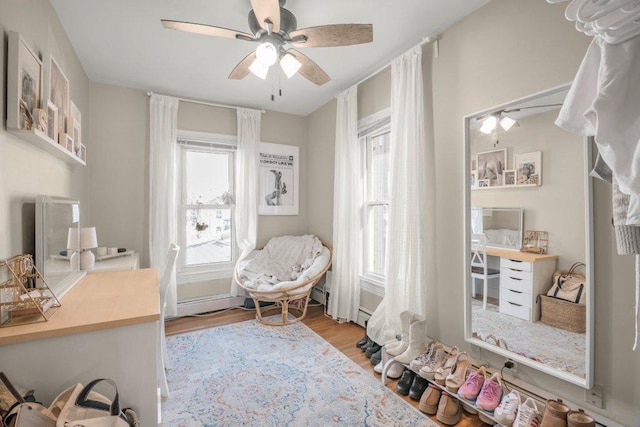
[146,91,266,114]
[348,34,441,91]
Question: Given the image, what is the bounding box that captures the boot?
[541,398,570,427]
[409,375,429,401]
[396,368,415,396]
[365,342,382,358]
[394,319,428,364]
[356,320,368,347]
[360,337,373,352]
[418,383,441,415]
[370,348,382,365]
[567,409,595,427]
[386,311,423,356]
[436,392,462,425]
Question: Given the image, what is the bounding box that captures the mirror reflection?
[464,84,593,387]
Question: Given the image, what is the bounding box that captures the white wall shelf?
[472,183,538,190]
[8,128,85,167]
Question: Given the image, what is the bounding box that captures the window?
[177,132,236,280]
[362,111,391,281]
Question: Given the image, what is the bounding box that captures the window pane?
[185,151,230,204]
[367,131,390,202]
[366,204,388,276]
[185,208,232,265]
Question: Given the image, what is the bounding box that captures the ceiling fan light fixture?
[249,58,269,79]
[280,53,301,78]
[480,115,498,134]
[499,115,518,131]
[255,41,278,66]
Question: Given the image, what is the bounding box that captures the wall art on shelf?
[72,119,81,157]
[7,31,43,131]
[258,142,299,215]
[504,169,516,186]
[514,151,542,186]
[470,170,477,188]
[46,101,58,141]
[477,179,490,188]
[476,148,506,187]
[49,56,70,143]
[79,143,86,162]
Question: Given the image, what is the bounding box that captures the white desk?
[486,249,558,322]
[0,269,159,425]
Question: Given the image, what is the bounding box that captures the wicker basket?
[539,294,586,333]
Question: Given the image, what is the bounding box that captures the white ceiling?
[50,0,487,116]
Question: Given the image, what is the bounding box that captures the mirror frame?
[462,83,595,388]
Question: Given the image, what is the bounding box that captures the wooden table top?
[0,268,159,345]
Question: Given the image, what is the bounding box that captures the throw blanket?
[239,235,325,290]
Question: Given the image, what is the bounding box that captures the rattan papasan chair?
[233,235,332,326]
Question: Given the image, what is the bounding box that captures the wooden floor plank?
[165,305,488,426]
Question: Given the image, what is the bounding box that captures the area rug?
[161,319,436,426]
[471,300,585,378]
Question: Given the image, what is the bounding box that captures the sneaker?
[514,397,542,426]
[409,341,437,370]
[475,372,503,412]
[457,366,487,401]
[495,390,521,426]
[418,347,447,379]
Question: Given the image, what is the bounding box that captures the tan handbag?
[54,379,129,427]
[547,262,586,304]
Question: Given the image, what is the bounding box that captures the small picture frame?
[72,119,81,157]
[46,100,58,141]
[521,230,549,254]
[65,134,74,153]
[504,169,516,186]
[514,151,542,186]
[7,31,43,131]
[477,179,490,188]
[79,143,86,162]
[49,55,70,141]
[471,170,477,188]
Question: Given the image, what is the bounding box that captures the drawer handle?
[508,290,523,294]
[508,259,523,263]
[508,302,523,307]
[509,277,522,281]
[508,268,524,273]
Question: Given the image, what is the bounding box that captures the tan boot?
[567,409,595,427]
[436,392,462,425]
[541,398,570,427]
[418,383,441,415]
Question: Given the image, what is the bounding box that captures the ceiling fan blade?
[250,0,281,33]
[288,49,330,86]
[228,51,257,80]
[290,24,373,48]
[161,20,254,40]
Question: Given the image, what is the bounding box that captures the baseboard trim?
[176,294,245,317]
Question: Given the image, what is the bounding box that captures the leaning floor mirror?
[463,83,594,388]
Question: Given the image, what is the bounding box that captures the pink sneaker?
[457,366,486,401]
[475,372,503,412]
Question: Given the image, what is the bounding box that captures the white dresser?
[487,248,558,322]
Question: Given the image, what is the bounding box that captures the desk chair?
[158,243,180,398]
[471,234,500,310]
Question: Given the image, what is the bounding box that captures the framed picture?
[6,31,43,131]
[470,170,477,188]
[521,230,549,254]
[65,134,74,153]
[72,119,81,157]
[476,149,507,186]
[79,143,86,162]
[258,142,299,215]
[504,169,516,186]
[514,151,542,186]
[49,55,70,142]
[477,179,490,188]
[70,101,81,128]
[46,101,58,141]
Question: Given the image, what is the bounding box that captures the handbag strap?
[568,262,586,275]
[75,379,120,416]
[0,372,25,404]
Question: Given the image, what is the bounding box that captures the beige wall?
[306,0,639,424]
[0,0,90,259]
[88,87,309,301]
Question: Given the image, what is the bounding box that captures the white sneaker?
[494,390,521,426]
[514,397,541,427]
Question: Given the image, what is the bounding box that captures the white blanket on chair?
[238,235,325,289]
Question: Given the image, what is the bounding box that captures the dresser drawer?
[500,288,531,307]
[501,267,532,281]
[499,300,530,320]
[500,274,533,293]
[501,258,532,272]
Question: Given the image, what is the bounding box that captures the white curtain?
[149,94,179,317]
[368,45,435,344]
[328,86,362,322]
[230,107,261,296]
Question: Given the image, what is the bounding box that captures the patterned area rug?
[471,300,585,377]
[162,319,436,426]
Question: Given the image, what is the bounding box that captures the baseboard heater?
[176,294,245,317]
[310,284,372,329]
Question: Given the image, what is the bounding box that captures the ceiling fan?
[161,0,373,86]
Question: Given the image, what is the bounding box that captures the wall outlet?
[504,358,518,374]
[584,384,604,408]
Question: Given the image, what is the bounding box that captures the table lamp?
[67,227,98,270]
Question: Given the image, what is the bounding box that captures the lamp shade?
[249,59,269,79]
[280,53,302,78]
[67,227,98,250]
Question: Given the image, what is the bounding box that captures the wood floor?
[166,304,489,426]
